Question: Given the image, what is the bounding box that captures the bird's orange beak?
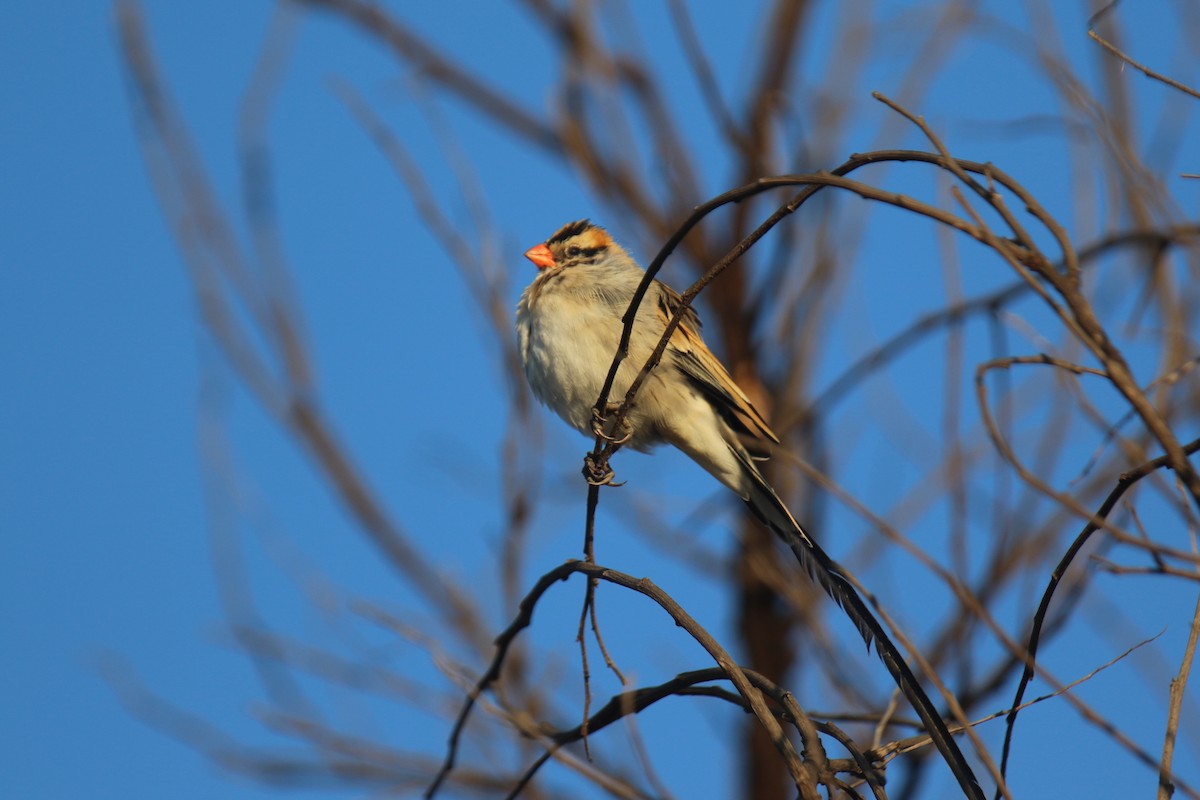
[524,243,556,270]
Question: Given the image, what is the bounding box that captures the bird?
[516,219,984,799]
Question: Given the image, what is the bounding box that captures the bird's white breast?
[517,281,629,437]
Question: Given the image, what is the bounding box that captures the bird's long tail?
[739,457,984,800]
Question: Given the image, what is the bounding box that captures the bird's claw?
[591,403,632,445]
[583,454,624,487]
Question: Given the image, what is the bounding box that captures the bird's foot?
[583,453,624,487]
[591,403,632,445]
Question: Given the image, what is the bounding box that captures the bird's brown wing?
[655,283,780,453]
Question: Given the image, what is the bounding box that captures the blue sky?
[4,1,1199,798]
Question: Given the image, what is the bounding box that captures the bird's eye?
[566,246,581,258]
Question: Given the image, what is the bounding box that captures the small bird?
[517,219,983,798]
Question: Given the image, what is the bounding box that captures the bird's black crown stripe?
[547,219,594,245]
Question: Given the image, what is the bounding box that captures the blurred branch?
[116,1,487,647]
[98,653,504,792]
[332,76,545,624]
[300,0,562,152]
[666,0,747,155]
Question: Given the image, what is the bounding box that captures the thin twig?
[1087,31,1200,102]
[428,561,811,796]
[1158,577,1200,799]
[999,436,1200,788]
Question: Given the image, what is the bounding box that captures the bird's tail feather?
[739,458,984,800]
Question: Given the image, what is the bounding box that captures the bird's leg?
[591,402,632,445]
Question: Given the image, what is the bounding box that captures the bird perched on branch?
[516,219,983,799]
